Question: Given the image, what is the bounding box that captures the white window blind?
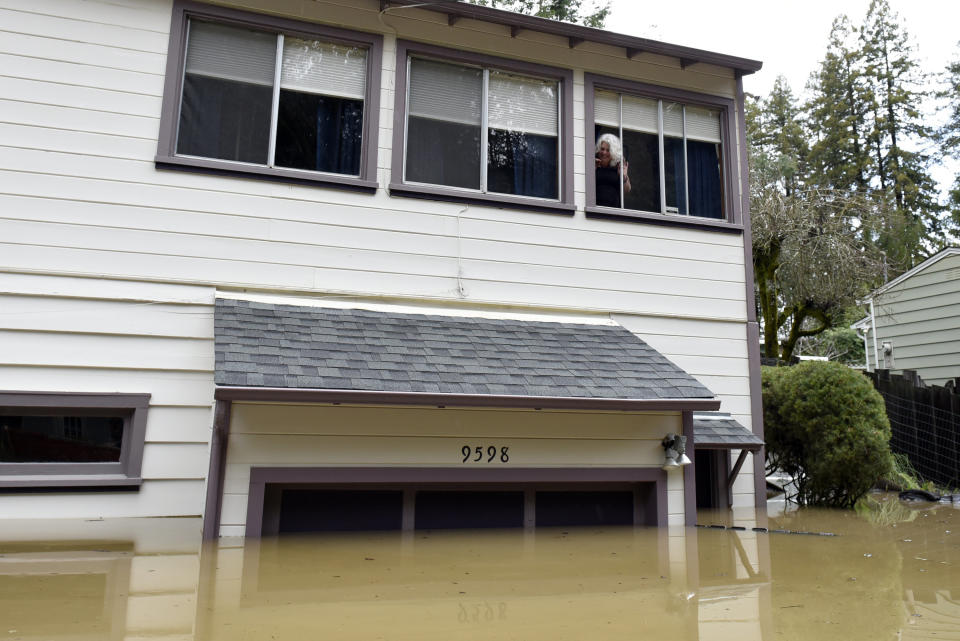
[684,106,722,143]
[487,71,558,137]
[594,90,620,127]
[280,38,367,99]
[663,102,684,137]
[185,20,276,86]
[621,95,658,134]
[408,58,482,125]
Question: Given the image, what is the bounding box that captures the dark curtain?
[665,137,687,215]
[510,134,557,199]
[315,97,363,175]
[687,140,723,219]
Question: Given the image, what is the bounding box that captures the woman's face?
[597,141,612,167]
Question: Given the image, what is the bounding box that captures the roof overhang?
[379,0,763,76]
[692,412,763,451]
[215,386,721,412]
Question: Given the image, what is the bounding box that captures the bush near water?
[762,361,893,508]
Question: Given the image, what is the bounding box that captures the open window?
[157,1,382,190]
[0,392,150,488]
[585,74,739,228]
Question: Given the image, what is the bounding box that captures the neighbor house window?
[586,75,736,224]
[0,392,149,488]
[157,2,382,188]
[391,42,574,210]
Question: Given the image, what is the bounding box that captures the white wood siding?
[867,253,960,386]
[0,272,215,518]
[0,0,758,517]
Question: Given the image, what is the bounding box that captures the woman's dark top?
[596,165,622,207]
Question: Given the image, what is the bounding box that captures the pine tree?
[939,44,960,231]
[806,17,871,195]
[859,0,942,262]
[753,76,808,196]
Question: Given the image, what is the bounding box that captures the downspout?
[868,298,880,371]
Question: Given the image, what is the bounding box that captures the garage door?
[267,485,652,535]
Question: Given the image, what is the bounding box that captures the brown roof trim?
[214,386,721,411]
[383,0,763,75]
[693,440,763,452]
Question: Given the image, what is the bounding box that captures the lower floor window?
[0,392,149,488]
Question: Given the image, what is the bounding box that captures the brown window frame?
[584,73,743,232]
[155,0,383,191]
[390,40,576,214]
[0,392,150,488]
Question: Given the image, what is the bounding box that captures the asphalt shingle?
[692,413,764,450]
[214,300,716,400]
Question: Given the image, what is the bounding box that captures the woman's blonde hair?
[595,133,623,167]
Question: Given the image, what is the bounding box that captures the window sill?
[585,205,743,233]
[390,182,576,214]
[0,475,143,489]
[156,155,380,192]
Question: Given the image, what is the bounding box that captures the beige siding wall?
[0,272,215,518]
[220,403,686,536]
[867,253,960,386]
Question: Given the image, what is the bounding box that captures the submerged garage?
[207,298,725,538]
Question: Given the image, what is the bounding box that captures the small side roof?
[692,412,763,451]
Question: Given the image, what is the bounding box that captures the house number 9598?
[461,445,509,463]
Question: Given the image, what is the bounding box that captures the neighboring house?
[0,0,764,537]
[854,247,960,386]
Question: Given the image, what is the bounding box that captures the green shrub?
[762,361,893,508]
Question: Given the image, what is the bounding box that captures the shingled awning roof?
[213,299,720,410]
[693,413,763,451]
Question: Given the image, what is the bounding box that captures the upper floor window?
[586,75,737,226]
[392,42,574,212]
[157,2,382,189]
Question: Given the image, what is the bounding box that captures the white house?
[0,0,764,537]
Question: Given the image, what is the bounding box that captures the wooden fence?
[865,370,960,489]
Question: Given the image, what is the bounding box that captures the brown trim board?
[244,466,669,537]
[382,0,762,75]
[213,387,721,411]
[735,74,767,511]
[682,410,696,527]
[202,400,232,540]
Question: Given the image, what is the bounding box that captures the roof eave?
[215,386,721,411]
[381,0,763,75]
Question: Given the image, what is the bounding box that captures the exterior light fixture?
[662,433,691,471]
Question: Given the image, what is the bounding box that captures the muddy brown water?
[1,493,958,640]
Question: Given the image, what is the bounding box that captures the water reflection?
[2,496,959,640]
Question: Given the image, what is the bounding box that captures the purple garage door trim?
[244,467,669,537]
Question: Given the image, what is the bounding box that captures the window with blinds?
[593,89,724,219]
[404,57,560,199]
[176,19,368,176]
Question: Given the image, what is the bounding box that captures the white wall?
[0,272,215,518]
[0,0,759,514]
[220,403,686,536]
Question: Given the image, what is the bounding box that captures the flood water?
[1,493,958,640]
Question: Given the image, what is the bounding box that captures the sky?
[606,0,960,194]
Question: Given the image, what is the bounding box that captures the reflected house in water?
[1,0,767,542]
